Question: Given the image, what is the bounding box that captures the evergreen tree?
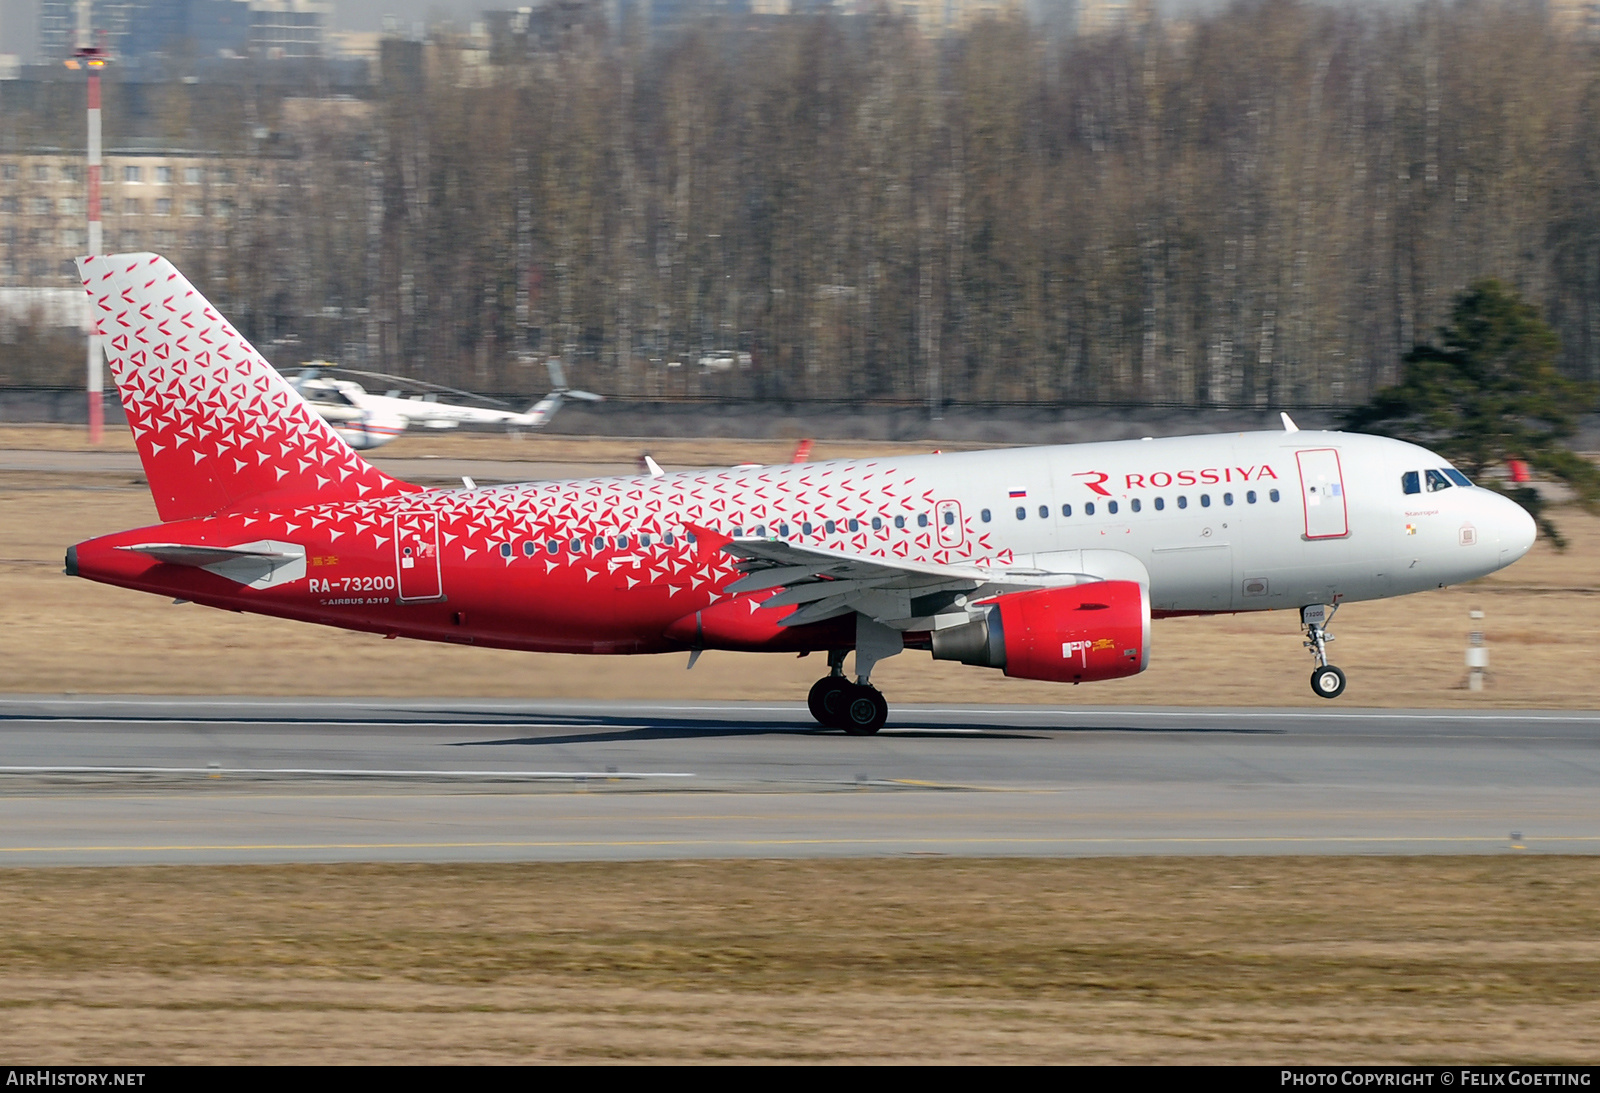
[1344,279,1600,547]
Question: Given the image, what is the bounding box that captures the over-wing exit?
[65,255,1536,733]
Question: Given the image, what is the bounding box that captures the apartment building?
[0,148,293,287]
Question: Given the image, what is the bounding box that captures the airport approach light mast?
[65,0,108,445]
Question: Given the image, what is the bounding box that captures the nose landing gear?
[806,648,890,735]
[1302,603,1347,699]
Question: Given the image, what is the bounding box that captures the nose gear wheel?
[1311,665,1347,699]
[1301,603,1346,700]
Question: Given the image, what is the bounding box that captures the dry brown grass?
[2,425,1598,705]
[0,857,1596,1063]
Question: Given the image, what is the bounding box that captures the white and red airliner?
[66,254,1536,733]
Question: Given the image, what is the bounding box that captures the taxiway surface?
[1,697,1597,865]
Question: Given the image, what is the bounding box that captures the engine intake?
[931,580,1149,683]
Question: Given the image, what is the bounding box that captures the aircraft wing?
[720,538,1112,630]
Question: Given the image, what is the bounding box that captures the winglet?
[1280,412,1300,433]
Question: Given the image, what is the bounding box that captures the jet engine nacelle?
[930,580,1150,683]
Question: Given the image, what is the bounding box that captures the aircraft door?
[935,500,965,548]
[393,512,444,601]
[1296,449,1349,540]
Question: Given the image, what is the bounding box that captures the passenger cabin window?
[981,509,991,522]
[1269,489,1281,502]
[1038,505,1049,520]
[802,522,813,535]
[1224,492,1234,505]
[894,516,906,529]
[523,541,536,556]
[871,517,882,530]
[1201,494,1211,507]
[1401,471,1421,495]
[499,543,512,558]
[1177,496,1188,509]
[825,520,836,533]
[1015,507,1026,520]
[1107,501,1119,514]
[917,514,929,528]
[1130,498,1141,513]
[1154,497,1165,511]
[1425,469,1453,492]
[1061,504,1072,517]
[943,510,957,526]
[1247,490,1258,504]
[848,519,859,532]
[1085,502,1095,516]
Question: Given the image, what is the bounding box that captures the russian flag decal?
[1009,489,1027,498]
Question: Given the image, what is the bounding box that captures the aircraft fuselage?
[70,429,1533,657]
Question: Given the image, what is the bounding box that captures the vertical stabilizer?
[78,253,418,521]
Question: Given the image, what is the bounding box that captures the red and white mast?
[69,1,108,444]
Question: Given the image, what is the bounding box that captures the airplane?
[289,360,602,451]
[65,254,1537,734]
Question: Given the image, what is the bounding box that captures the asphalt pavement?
[1,697,1596,865]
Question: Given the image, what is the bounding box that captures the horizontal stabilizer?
[118,539,306,589]
[120,542,297,566]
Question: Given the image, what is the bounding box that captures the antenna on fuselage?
[1280,412,1300,433]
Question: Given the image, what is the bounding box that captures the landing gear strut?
[807,647,891,735]
[1302,603,1347,699]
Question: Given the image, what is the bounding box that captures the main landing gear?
[807,648,890,735]
[1302,603,1347,700]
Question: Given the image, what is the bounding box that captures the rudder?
[79,253,418,521]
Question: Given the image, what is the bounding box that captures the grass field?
[1,425,1596,706]
[0,857,1596,1063]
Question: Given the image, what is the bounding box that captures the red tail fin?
[79,253,418,521]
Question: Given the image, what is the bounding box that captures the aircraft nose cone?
[1494,491,1537,565]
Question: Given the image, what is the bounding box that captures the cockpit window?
[1425,468,1452,492]
[1401,471,1420,495]
[1444,468,1472,488]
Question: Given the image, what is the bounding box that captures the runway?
[1,697,1598,865]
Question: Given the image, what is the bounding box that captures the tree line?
[8,0,1600,411]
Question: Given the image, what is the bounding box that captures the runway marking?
[4,835,1600,855]
[0,766,695,780]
